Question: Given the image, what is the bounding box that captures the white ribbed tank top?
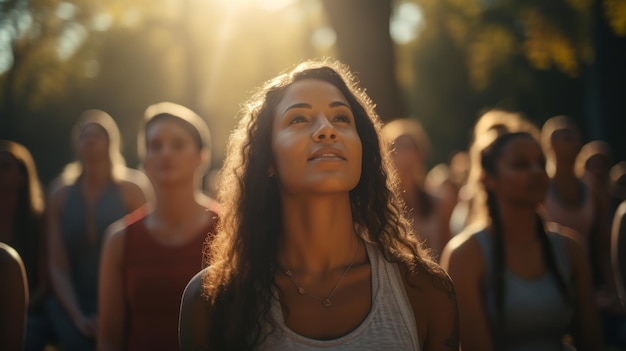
[257,242,420,350]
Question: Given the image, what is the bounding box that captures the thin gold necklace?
[282,239,361,308]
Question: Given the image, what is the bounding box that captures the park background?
[1,0,625,187]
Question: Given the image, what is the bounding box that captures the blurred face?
[143,118,202,186]
[551,127,581,164]
[78,124,110,163]
[271,78,362,196]
[390,135,425,185]
[486,137,549,206]
[0,152,23,190]
[586,154,610,181]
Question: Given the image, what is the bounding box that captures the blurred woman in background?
[0,140,55,350]
[450,109,538,236]
[98,102,219,351]
[441,131,603,351]
[0,242,28,351]
[382,118,451,259]
[541,116,619,318]
[46,110,147,350]
[608,199,626,348]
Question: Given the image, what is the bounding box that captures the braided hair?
[480,132,570,347]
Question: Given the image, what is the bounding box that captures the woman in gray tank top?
[180,59,459,351]
[46,110,148,350]
[441,131,604,350]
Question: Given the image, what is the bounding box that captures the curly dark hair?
[203,58,440,350]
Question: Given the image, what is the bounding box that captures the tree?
[321,0,404,122]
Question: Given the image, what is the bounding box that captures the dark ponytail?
[536,214,570,300]
[485,190,506,348]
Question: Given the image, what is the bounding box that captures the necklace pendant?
[322,299,332,308]
[297,287,306,295]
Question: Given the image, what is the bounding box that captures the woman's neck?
[151,183,205,224]
[494,201,539,246]
[553,162,576,181]
[82,160,112,186]
[277,194,359,275]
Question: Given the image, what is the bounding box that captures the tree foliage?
[402,0,625,164]
[1,0,624,181]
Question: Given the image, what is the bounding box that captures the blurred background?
[1,0,625,187]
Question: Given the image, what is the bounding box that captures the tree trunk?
[321,0,404,122]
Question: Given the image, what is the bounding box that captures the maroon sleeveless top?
[123,210,218,351]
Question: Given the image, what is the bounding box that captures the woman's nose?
[312,117,337,142]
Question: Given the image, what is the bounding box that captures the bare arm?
[612,201,626,307]
[47,185,96,337]
[440,234,492,351]
[97,221,128,351]
[592,190,619,308]
[0,243,28,351]
[563,234,605,351]
[179,269,212,351]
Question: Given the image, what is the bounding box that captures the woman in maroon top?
[97,102,219,351]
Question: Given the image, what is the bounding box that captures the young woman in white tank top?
[179,59,458,351]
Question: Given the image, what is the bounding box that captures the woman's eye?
[289,116,307,125]
[333,114,351,123]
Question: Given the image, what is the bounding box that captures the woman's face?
[78,123,110,163]
[486,137,549,206]
[585,154,610,181]
[271,78,362,196]
[551,127,581,163]
[390,135,425,184]
[143,118,202,186]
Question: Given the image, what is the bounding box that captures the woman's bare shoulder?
[183,268,209,302]
[180,268,213,351]
[440,228,484,267]
[47,181,72,207]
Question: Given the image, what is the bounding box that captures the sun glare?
[215,0,297,12]
[56,23,87,61]
[390,1,424,45]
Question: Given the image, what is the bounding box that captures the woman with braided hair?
[441,131,603,350]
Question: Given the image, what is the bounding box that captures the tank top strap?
[474,229,493,282]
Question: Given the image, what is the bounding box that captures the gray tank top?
[475,229,574,351]
[258,242,420,350]
[60,181,128,313]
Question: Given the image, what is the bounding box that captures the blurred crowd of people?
[1,105,219,351]
[1,58,626,351]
